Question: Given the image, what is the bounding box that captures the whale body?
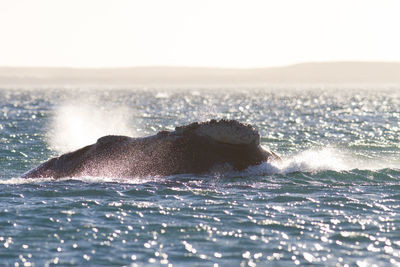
[22,120,278,179]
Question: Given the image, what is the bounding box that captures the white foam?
[0,177,51,185]
[71,175,160,184]
[273,147,351,173]
[238,147,399,176]
[0,176,161,185]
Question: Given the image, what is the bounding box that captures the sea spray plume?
[49,103,135,153]
[23,120,279,179]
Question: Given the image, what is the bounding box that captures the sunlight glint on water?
[1,87,400,266]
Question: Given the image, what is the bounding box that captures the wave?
[235,148,399,182]
[2,148,399,185]
[251,147,399,175]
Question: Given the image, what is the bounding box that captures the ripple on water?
[2,87,400,265]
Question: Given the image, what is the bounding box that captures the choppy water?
[1,86,400,266]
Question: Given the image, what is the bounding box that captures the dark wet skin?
[22,120,278,179]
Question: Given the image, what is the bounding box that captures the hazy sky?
[1,0,400,68]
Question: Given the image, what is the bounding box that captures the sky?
[1,0,400,68]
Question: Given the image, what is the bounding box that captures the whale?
[22,119,279,179]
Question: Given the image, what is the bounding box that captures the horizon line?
[1,60,400,70]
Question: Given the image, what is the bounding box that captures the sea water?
[1,86,400,266]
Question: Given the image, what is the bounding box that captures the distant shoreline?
[1,62,400,86]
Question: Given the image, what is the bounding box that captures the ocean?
[1,86,400,266]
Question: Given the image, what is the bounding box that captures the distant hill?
[1,62,400,87]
